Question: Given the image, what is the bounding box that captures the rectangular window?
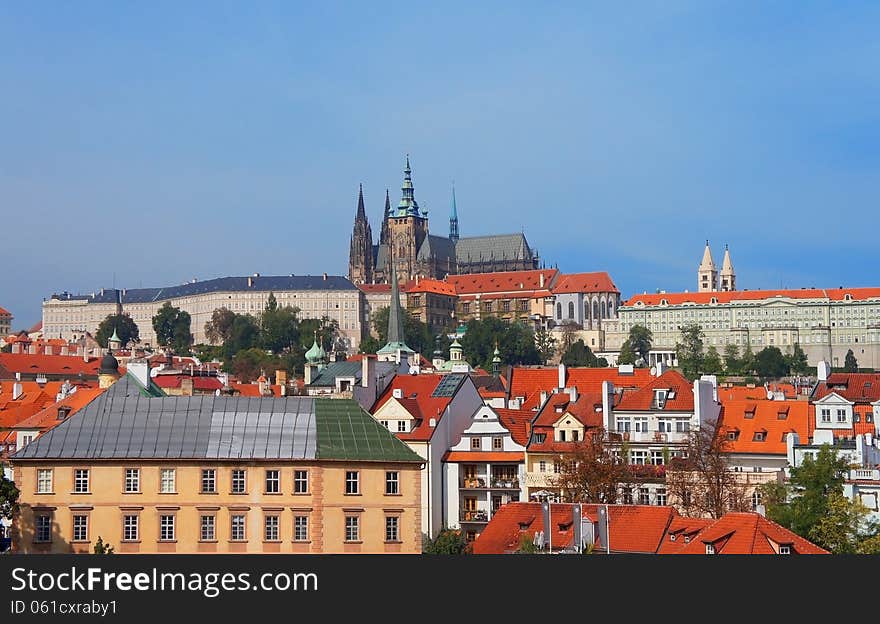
[294,470,309,494]
[633,417,649,433]
[124,468,140,493]
[345,471,360,495]
[72,515,88,542]
[706,544,715,555]
[779,545,791,555]
[385,516,400,542]
[675,420,691,433]
[37,469,53,493]
[655,489,667,506]
[386,471,399,495]
[397,420,407,432]
[294,516,309,542]
[160,468,176,493]
[123,515,139,541]
[231,469,247,494]
[35,514,52,543]
[201,469,216,493]
[345,515,360,542]
[159,515,175,541]
[631,450,648,465]
[200,515,215,541]
[820,408,831,423]
[639,488,650,505]
[230,515,246,541]
[471,437,482,450]
[264,515,280,542]
[74,469,90,493]
[651,450,665,465]
[539,460,547,473]
[616,419,631,432]
[265,470,280,494]
[836,409,846,423]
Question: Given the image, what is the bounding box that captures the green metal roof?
[314,399,423,462]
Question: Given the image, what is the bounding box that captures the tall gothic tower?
[386,156,429,282]
[449,184,459,243]
[697,240,718,293]
[720,244,736,292]
[348,184,374,284]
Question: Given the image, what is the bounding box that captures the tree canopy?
[460,317,540,371]
[152,302,192,354]
[844,349,859,372]
[561,339,604,367]
[422,528,470,555]
[95,314,139,348]
[753,346,789,379]
[364,306,435,355]
[675,323,705,380]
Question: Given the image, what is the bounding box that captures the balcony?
[851,469,880,481]
[460,510,489,523]
[524,472,554,488]
[489,478,520,490]
[461,477,487,489]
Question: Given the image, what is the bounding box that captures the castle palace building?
[348,157,540,285]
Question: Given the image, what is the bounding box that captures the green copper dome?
[305,336,324,364]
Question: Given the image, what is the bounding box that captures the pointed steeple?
[396,154,421,217]
[356,183,366,220]
[449,183,459,243]
[698,240,718,293]
[720,244,736,292]
[377,262,413,358]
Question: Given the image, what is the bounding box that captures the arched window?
[601,300,607,319]
[593,300,600,321]
[568,301,575,319]
[608,300,615,317]
[556,303,562,320]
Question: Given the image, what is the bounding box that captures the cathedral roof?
[455,233,534,264]
[417,234,456,264]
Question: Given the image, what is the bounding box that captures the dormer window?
[744,410,755,419]
[534,433,546,444]
[753,431,766,442]
[683,535,691,544]
[779,545,791,555]
[653,389,668,409]
[727,430,739,441]
[669,534,677,542]
[705,543,715,555]
[558,430,566,442]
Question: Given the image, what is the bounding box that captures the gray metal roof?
[455,233,534,264]
[49,275,357,305]
[417,234,456,264]
[307,360,397,388]
[10,374,422,463]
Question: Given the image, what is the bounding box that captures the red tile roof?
[719,400,811,455]
[508,366,653,411]
[615,370,695,412]
[471,503,677,554]
[812,373,880,404]
[447,269,558,296]
[552,272,619,294]
[718,384,803,401]
[444,451,524,462]
[0,307,11,317]
[494,408,534,446]
[674,512,828,554]
[656,517,714,554]
[152,375,223,391]
[532,391,604,428]
[404,278,457,296]
[12,387,104,431]
[0,390,54,428]
[0,354,103,377]
[371,374,463,442]
[626,287,880,307]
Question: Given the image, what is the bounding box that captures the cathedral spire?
[356,183,366,220]
[449,183,459,243]
[397,154,421,217]
[348,184,374,284]
[697,240,718,293]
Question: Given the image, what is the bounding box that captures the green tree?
[723,343,742,375]
[152,302,192,354]
[702,346,723,375]
[617,339,637,366]
[95,314,139,348]
[758,445,876,553]
[260,305,302,354]
[844,349,859,372]
[561,339,599,367]
[534,328,557,365]
[204,308,236,345]
[92,536,115,554]
[753,346,789,379]
[0,466,20,525]
[740,340,755,376]
[265,292,278,312]
[358,335,382,355]
[460,317,540,371]
[225,314,261,358]
[786,343,810,375]
[515,532,540,554]
[229,348,277,383]
[557,321,581,355]
[675,323,705,380]
[422,528,470,554]
[627,324,653,366]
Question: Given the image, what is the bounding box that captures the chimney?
[817,360,831,382]
[362,356,375,389]
[13,373,23,400]
[655,361,666,377]
[566,386,579,403]
[539,273,545,288]
[539,390,548,407]
[304,364,314,386]
[280,383,287,396]
[275,369,288,388]
[77,345,84,357]
[558,362,566,390]
[127,359,150,389]
[597,505,610,554]
[247,276,253,288]
[83,348,89,363]
[602,381,615,430]
[323,273,328,281]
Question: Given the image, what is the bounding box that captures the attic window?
[727,430,739,441]
[753,431,766,442]
[534,433,546,443]
[683,535,691,544]
[744,410,755,419]
[555,406,563,413]
[660,299,668,306]
[669,534,677,542]
[777,410,788,420]
[710,297,718,304]
[667,391,676,399]
[653,389,668,409]
[779,545,791,555]
[705,543,716,555]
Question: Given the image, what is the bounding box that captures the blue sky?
[2,2,878,329]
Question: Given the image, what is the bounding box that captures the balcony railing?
[461,478,487,489]
[524,472,554,488]
[489,478,520,489]
[460,510,489,523]
[852,468,880,481]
